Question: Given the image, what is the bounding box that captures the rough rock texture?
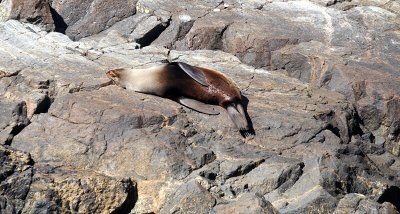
[334,193,398,214]
[51,0,137,40]
[0,145,135,213]
[0,0,54,31]
[1,0,400,213]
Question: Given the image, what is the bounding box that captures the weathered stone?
[160,180,216,214]
[21,164,136,213]
[185,146,216,170]
[97,30,129,49]
[1,149,135,214]
[136,0,221,19]
[51,0,137,40]
[130,15,168,47]
[330,0,400,16]
[156,1,373,68]
[265,154,338,213]
[0,145,33,214]
[3,23,367,211]
[271,39,400,156]
[334,193,398,214]
[0,101,28,145]
[0,0,54,31]
[223,157,303,197]
[212,193,279,214]
[86,13,150,41]
[152,14,195,49]
[174,11,231,51]
[1,0,400,212]
[0,20,110,94]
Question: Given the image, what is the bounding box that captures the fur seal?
[106,62,249,133]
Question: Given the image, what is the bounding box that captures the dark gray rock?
[0,101,28,145]
[0,145,33,214]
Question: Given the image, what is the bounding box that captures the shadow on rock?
[240,94,256,138]
[111,179,138,214]
[378,186,400,212]
[49,6,67,34]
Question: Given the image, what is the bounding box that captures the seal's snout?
[106,69,120,79]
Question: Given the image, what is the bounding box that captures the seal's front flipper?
[226,105,249,131]
[173,62,209,87]
[178,97,220,115]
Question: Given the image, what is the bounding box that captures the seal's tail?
[226,103,249,131]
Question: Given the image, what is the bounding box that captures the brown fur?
[158,64,241,107]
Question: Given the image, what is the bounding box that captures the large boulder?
[51,0,137,40]
[0,0,54,31]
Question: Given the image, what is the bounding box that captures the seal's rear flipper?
[179,97,220,115]
[226,105,249,131]
[173,62,209,87]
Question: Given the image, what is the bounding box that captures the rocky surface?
[0,0,399,213]
[51,0,137,40]
[0,0,54,31]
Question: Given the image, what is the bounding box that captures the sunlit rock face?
[1,0,400,213]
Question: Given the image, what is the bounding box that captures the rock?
[21,164,136,213]
[265,154,338,213]
[222,157,303,197]
[1,0,400,212]
[12,87,194,180]
[133,0,400,160]
[97,30,129,48]
[330,0,400,16]
[0,145,136,214]
[51,0,137,40]
[1,21,366,212]
[271,39,400,156]
[212,193,279,214]
[334,193,398,214]
[0,101,28,145]
[151,1,375,68]
[0,0,54,31]
[0,20,109,93]
[159,180,216,214]
[136,0,221,19]
[185,146,216,170]
[86,13,150,41]
[0,146,33,214]
[152,14,195,49]
[130,15,169,47]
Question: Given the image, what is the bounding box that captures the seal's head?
[106,69,127,88]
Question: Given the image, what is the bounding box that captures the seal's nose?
[106,70,119,78]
